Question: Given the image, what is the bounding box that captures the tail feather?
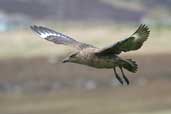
[121,59,138,73]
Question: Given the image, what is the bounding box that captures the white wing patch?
[30,26,61,39]
[30,25,95,49]
[132,34,140,42]
[30,25,70,40]
[39,32,59,38]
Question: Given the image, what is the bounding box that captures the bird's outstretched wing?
[30,25,94,50]
[95,24,150,56]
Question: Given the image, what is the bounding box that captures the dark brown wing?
[95,24,150,56]
[30,25,94,50]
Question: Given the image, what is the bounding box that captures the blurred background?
[0,0,171,114]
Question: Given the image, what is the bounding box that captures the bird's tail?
[121,59,138,73]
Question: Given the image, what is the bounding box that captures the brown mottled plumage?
[31,24,150,85]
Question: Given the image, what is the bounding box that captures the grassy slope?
[0,24,170,59]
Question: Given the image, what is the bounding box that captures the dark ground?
[0,53,170,92]
[0,53,171,114]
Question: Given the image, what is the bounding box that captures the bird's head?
[62,52,79,63]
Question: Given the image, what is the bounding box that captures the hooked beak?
[62,58,69,63]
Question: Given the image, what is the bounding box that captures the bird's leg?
[113,68,123,85]
[119,66,130,85]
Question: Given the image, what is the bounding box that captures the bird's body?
[69,47,119,68]
[31,24,150,85]
[67,47,121,69]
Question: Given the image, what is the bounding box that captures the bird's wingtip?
[30,25,38,30]
[30,25,43,36]
[133,24,150,37]
[138,24,150,32]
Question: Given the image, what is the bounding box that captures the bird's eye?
[70,53,77,58]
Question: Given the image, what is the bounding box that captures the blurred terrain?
[0,25,171,114]
[0,0,171,114]
[0,0,171,24]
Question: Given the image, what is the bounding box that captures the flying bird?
[30,24,150,85]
